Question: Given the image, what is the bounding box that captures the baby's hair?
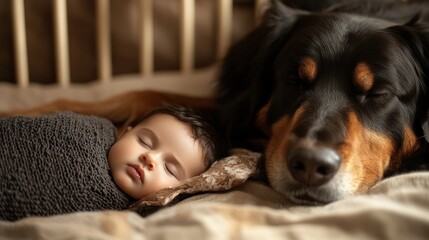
[140,104,227,167]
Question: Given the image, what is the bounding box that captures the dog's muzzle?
[287,143,341,187]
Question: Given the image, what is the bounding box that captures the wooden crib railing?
[11,0,270,88]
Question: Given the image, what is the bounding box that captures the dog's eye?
[357,94,366,103]
[368,88,389,97]
[287,78,301,86]
[287,75,311,88]
[358,89,388,103]
[368,91,387,98]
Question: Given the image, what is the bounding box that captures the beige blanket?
[1,154,429,239]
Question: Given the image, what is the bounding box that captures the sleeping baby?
[0,105,226,221]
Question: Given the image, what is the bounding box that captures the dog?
[2,0,429,205]
[216,0,429,204]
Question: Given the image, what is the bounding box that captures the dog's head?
[217,1,429,204]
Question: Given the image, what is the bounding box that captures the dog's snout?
[287,146,341,186]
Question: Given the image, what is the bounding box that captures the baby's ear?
[116,126,132,138]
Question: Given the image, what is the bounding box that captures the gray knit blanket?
[0,112,133,221]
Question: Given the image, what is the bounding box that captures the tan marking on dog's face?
[401,127,418,155]
[389,126,419,171]
[354,63,374,92]
[264,108,397,198]
[265,105,306,188]
[298,57,317,81]
[339,112,394,193]
[256,103,270,136]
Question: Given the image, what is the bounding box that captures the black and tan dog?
[217,0,429,204]
[2,0,429,205]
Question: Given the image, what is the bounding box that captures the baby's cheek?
[152,176,181,192]
[112,171,133,195]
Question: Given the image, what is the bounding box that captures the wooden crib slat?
[140,0,153,76]
[53,0,70,87]
[216,0,233,60]
[181,0,195,74]
[10,0,242,87]
[96,0,112,83]
[12,0,29,88]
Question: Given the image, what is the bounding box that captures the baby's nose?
[139,154,156,170]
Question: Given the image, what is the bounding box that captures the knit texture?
[0,112,133,221]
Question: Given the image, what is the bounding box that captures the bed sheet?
[1,172,429,240]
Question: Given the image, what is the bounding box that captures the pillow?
[129,148,262,216]
[0,112,133,221]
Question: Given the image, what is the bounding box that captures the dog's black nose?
[287,146,340,186]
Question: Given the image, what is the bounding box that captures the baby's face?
[108,114,206,199]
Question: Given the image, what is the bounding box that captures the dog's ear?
[385,17,429,174]
[387,17,429,142]
[403,19,429,143]
[217,1,304,144]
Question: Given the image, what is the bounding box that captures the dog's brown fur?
[0,90,217,134]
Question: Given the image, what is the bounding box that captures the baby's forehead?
[138,113,182,128]
[143,112,174,121]
[140,113,204,147]
[141,113,195,133]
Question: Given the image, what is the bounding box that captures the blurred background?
[0,0,257,84]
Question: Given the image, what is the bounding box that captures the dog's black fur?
[216,0,429,204]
